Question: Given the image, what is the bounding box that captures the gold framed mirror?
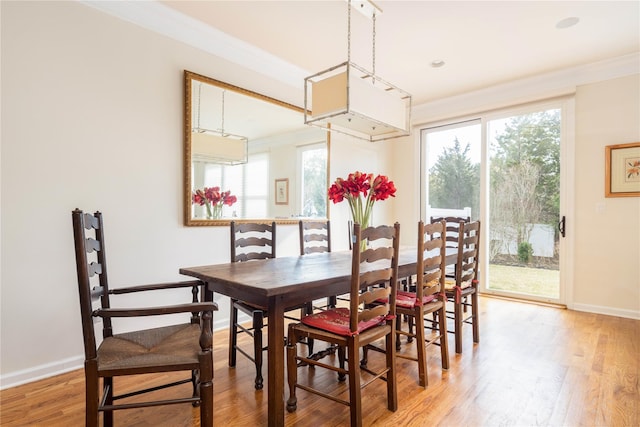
[184,70,330,226]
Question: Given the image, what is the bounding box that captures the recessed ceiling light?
[431,60,445,68]
[556,17,579,29]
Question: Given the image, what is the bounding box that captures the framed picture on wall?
[605,142,640,197]
[275,178,289,205]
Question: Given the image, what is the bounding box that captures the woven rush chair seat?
[444,278,475,291]
[98,323,203,373]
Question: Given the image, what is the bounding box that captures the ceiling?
[85,1,639,107]
[157,0,639,106]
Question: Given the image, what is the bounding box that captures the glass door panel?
[421,120,481,222]
[487,109,561,300]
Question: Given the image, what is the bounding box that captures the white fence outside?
[427,206,554,258]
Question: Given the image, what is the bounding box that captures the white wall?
[573,75,640,316]
[1,1,638,389]
[0,1,315,388]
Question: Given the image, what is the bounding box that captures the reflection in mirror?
[184,70,329,226]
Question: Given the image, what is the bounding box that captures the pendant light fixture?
[304,0,412,142]
[192,83,248,165]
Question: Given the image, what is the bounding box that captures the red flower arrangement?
[192,186,237,219]
[327,171,396,230]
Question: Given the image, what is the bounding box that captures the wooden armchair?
[286,223,400,427]
[72,209,217,427]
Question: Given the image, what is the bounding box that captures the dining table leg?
[267,296,285,427]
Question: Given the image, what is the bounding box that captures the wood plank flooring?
[1,296,638,426]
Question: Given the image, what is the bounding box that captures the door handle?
[558,216,566,238]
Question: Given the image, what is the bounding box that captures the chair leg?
[414,309,428,388]
[252,310,264,390]
[385,320,398,412]
[302,303,315,354]
[191,369,201,406]
[104,377,113,427]
[229,300,238,367]
[199,350,214,426]
[347,339,363,427]
[395,316,402,350]
[85,361,99,427]
[328,295,337,308]
[286,326,298,413]
[337,346,346,381]
[359,344,368,368]
[438,305,450,370]
[454,296,463,354]
[471,291,480,344]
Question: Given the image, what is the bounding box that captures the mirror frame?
[184,70,330,226]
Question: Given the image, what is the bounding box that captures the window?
[297,143,327,218]
[196,152,269,218]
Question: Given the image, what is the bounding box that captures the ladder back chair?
[286,223,400,427]
[229,221,276,390]
[72,209,217,427]
[444,220,481,354]
[299,220,336,310]
[394,220,450,387]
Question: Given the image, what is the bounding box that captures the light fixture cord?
[372,10,376,78]
[347,0,351,63]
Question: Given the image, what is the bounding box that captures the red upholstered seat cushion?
[301,307,387,336]
[396,290,437,308]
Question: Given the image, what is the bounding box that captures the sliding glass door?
[421,101,570,304]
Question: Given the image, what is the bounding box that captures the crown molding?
[412,53,640,124]
[79,0,309,90]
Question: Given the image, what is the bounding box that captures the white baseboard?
[0,317,237,391]
[571,303,640,320]
[0,355,84,391]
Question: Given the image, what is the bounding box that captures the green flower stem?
[205,201,213,219]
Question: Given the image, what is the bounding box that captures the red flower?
[327,171,396,228]
[192,189,206,206]
[222,192,237,206]
[192,186,238,206]
[370,174,396,201]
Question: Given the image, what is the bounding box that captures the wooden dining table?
[179,247,454,426]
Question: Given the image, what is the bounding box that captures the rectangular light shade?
[304,61,411,142]
[191,131,248,165]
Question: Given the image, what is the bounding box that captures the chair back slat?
[231,221,276,262]
[299,220,331,255]
[455,221,481,286]
[350,223,400,335]
[417,220,447,300]
[430,216,470,248]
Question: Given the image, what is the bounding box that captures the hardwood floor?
[2,296,638,426]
